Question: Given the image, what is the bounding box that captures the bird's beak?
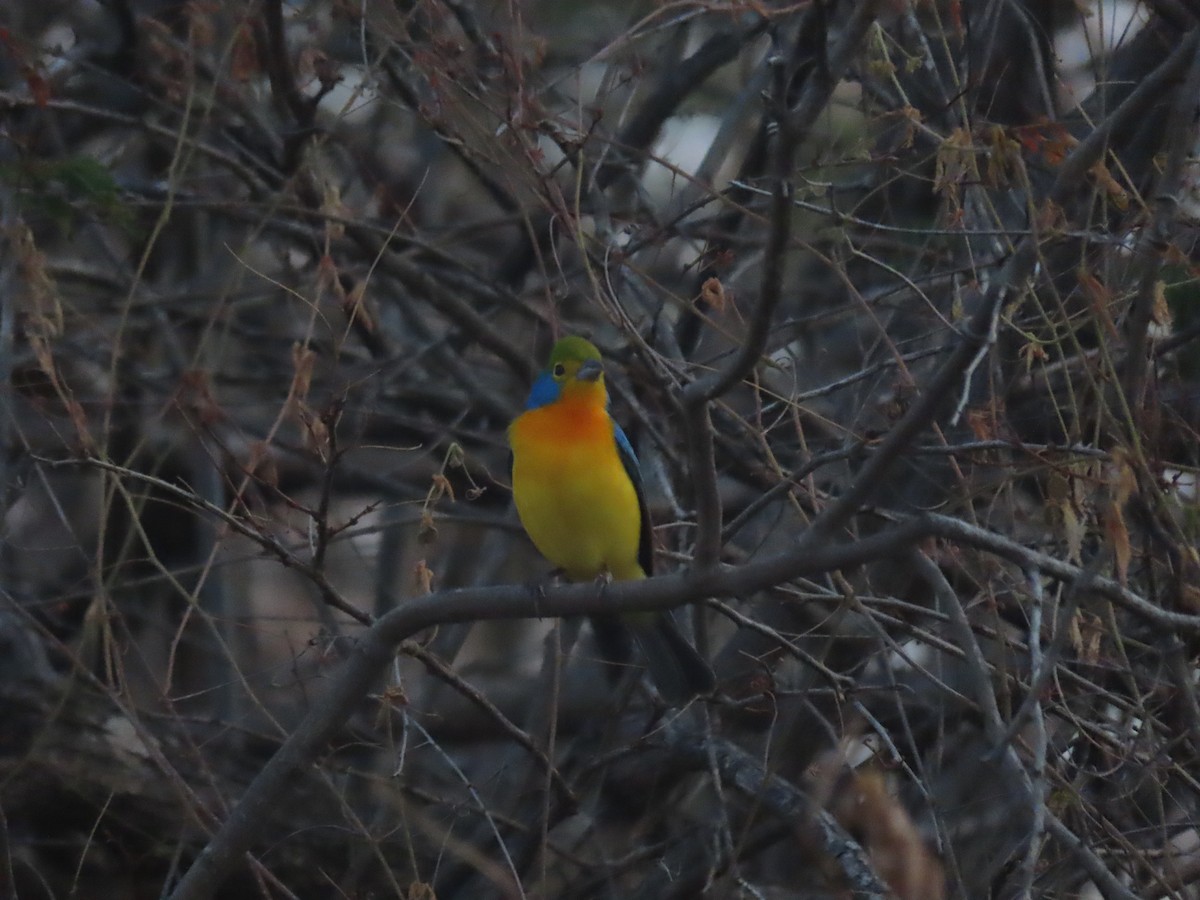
[576,359,603,382]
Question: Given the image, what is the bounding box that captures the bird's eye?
[552,363,566,378]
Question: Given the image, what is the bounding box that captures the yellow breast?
[509,398,645,582]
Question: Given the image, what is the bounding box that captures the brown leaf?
[413,560,435,595]
[982,124,1022,188]
[948,0,964,35]
[1034,197,1066,233]
[24,65,51,107]
[430,472,455,503]
[1069,611,1103,665]
[1078,269,1119,338]
[1103,450,1136,585]
[322,182,347,242]
[1042,122,1077,166]
[834,769,945,900]
[186,0,216,47]
[291,342,317,405]
[343,281,376,332]
[1179,580,1200,613]
[700,277,728,313]
[1110,448,1137,508]
[316,252,340,295]
[897,105,922,149]
[1104,501,1131,586]
[1045,472,1084,564]
[176,368,225,427]
[1151,280,1172,331]
[301,409,330,457]
[966,407,995,442]
[1019,340,1048,374]
[933,127,976,204]
[17,225,62,336]
[63,398,95,455]
[1063,504,1084,565]
[245,441,279,491]
[1090,160,1129,210]
[230,22,258,81]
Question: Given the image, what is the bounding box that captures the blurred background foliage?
[4,0,1200,897]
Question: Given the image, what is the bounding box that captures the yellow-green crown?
[547,335,601,367]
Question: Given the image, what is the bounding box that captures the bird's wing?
[613,420,654,577]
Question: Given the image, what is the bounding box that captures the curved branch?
[167,518,929,899]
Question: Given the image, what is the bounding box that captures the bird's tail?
[630,612,715,704]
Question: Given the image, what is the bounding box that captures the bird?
[508,335,715,702]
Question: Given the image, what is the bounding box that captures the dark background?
[3,1,1200,897]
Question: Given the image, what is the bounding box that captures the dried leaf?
[1151,280,1172,331]
[1045,472,1084,564]
[316,252,340,295]
[28,334,59,392]
[949,0,963,36]
[1012,119,1077,166]
[982,124,1021,188]
[933,128,976,204]
[866,23,896,78]
[700,277,728,313]
[28,334,95,452]
[230,22,258,81]
[1111,448,1137,508]
[1090,160,1129,209]
[343,281,376,332]
[291,342,317,405]
[187,0,216,47]
[418,506,437,542]
[1063,503,1084,565]
[321,179,348,242]
[64,397,95,455]
[1105,502,1131,585]
[431,472,455,503]
[1043,123,1077,166]
[24,65,51,107]
[302,409,330,457]
[246,441,279,491]
[966,408,995,442]
[1069,611,1103,665]
[1164,242,1189,267]
[833,769,945,900]
[897,105,922,149]
[1078,269,1119,338]
[1032,198,1063,235]
[1179,582,1200,613]
[374,683,410,729]
[17,225,62,336]
[1019,340,1048,374]
[413,559,435,595]
[1046,472,1069,504]
[176,369,224,427]
[1102,450,1136,585]
[1068,609,1084,658]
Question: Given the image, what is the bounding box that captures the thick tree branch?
[167,517,930,899]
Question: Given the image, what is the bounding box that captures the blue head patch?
[525,372,561,410]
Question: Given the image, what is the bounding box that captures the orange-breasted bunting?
[508,336,714,702]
